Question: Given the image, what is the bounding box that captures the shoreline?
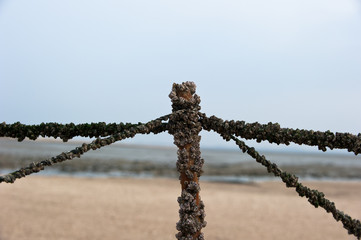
[2,153,361,181]
[1,176,360,240]
[2,166,361,185]
[2,138,361,183]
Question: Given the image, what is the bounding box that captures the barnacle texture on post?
[0,115,170,184]
[168,82,206,240]
[199,114,361,155]
[0,121,143,142]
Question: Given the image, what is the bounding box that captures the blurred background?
[0,0,360,181]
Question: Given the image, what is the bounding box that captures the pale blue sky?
[1,0,360,150]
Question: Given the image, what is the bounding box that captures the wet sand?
[0,176,360,240]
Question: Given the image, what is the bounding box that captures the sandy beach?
[0,176,360,240]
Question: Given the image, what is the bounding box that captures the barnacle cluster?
[202,113,361,239]
[168,82,206,240]
[199,114,361,155]
[1,82,361,239]
[0,121,143,142]
[0,114,169,183]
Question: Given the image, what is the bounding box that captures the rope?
[0,121,143,142]
[0,115,169,183]
[199,113,361,155]
[201,116,361,239]
[1,81,360,239]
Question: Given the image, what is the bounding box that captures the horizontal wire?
[216,130,361,239]
[0,116,169,184]
[199,112,361,155]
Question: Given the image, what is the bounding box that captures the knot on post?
[168,82,206,240]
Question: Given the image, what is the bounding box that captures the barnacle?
[1,82,361,239]
[0,114,170,184]
[169,82,206,239]
[211,131,361,238]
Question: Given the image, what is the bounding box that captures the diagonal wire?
[0,115,169,184]
[217,131,361,239]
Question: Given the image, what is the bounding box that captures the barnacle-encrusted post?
[169,82,206,240]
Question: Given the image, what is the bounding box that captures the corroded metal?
[168,82,206,240]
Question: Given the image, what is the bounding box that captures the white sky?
[0,0,360,151]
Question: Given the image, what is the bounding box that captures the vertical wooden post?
[169,82,206,240]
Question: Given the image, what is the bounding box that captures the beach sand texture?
[0,176,360,240]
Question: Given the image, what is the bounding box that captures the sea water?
[0,138,360,182]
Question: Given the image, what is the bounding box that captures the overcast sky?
[0,0,360,151]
